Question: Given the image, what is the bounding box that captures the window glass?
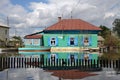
[25,39,32,45]
[51,38,56,46]
[51,54,56,64]
[84,37,89,46]
[5,30,7,34]
[70,54,75,62]
[70,37,75,45]
[33,39,39,45]
[84,53,89,60]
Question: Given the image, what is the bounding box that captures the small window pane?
[51,38,56,46]
[70,37,74,45]
[25,39,32,45]
[33,39,39,45]
[84,37,89,46]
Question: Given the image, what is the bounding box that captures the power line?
[30,26,46,29]
[71,0,81,13]
[66,0,81,18]
[71,0,81,18]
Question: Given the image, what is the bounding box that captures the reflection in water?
[0,68,120,80]
[0,68,58,80]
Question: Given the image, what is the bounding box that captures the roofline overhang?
[0,25,10,28]
[43,30,101,34]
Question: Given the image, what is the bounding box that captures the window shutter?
[55,37,58,46]
[75,54,78,59]
[89,36,92,46]
[48,37,51,46]
[74,37,78,46]
[81,53,84,59]
[67,37,70,46]
[56,54,58,59]
[89,54,92,60]
[68,54,70,59]
[80,36,84,46]
[68,54,70,64]
[48,54,50,59]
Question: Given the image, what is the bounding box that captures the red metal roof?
[24,34,42,39]
[45,19,101,31]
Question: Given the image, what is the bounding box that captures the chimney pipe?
[58,17,61,22]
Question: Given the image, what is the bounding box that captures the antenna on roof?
[71,11,72,19]
[62,14,63,18]
[7,16,9,26]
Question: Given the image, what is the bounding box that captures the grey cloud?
[0,0,120,37]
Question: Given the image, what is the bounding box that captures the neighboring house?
[8,37,21,47]
[0,25,9,47]
[19,18,101,62]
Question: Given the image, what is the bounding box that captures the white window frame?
[33,39,40,45]
[70,37,75,46]
[25,39,32,45]
[50,54,56,62]
[50,37,56,46]
[83,36,89,46]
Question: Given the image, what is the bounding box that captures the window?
[33,39,39,45]
[70,37,75,45]
[51,38,56,46]
[51,54,56,64]
[68,37,78,46]
[25,39,32,45]
[70,54,75,62]
[5,30,7,34]
[6,38,7,41]
[40,54,44,64]
[84,37,89,46]
[84,53,89,60]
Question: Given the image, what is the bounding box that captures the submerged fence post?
[56,59,58,67]
[2,56,120,70]
[118,59,120,69]
[13,57,16,68]
[37,58,40,68]
[116,60,118,69]
[21,57,24,68]
[109,59,111,68]
[0,57,2,70]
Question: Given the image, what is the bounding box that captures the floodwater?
[81,68,120,80]
[0,51,120,80]
[0,68,58,80]
[0,68,120,80]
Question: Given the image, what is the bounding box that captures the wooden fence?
[0,57,120,70]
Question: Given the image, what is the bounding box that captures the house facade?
[19,18,101,62]
[0,25,9,47]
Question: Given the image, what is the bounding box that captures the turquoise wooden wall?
[43,34,98,48]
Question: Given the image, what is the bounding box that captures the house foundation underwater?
[19,18,101,64]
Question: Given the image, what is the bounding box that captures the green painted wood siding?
[43,34,98,47]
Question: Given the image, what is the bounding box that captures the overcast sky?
[0,0,120,37]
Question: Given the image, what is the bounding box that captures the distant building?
[0,25,9,47]
[8,37,22,48]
